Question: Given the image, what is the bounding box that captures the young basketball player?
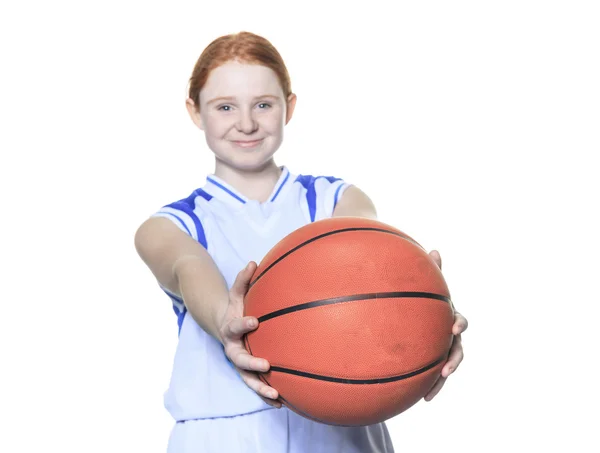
[135,31,468,453]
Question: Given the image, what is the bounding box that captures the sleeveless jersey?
[152,166,350,421]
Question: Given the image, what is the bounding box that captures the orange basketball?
[243,217,454,426]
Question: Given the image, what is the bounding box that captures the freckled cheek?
[204,116,235,138]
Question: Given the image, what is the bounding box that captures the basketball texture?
[243,217,454,426]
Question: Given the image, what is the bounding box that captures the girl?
[135,31,468,453]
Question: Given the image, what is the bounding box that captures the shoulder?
[332,185,377,219]
[150,187,214,248]
[294,174,344,186]
[292,173,348,201]
[290,172,350,221]
[290,170,375,218]
[164,188,213,212]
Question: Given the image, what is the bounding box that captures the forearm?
[174,255,230,344]
[135,217,232,344]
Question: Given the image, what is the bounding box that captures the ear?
[186,98,204,130]
[285,93,297,125]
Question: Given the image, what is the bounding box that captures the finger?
[230,261,257,300]
[237,367,280,403]
[227,343,271,373]
[223,316,259,339]
[442,335,464,378]
[259,395,282,409]
[424,376,446,402]
[429,250,442,270]
[452,312,469,335]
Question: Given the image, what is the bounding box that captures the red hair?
[188,31,292,110]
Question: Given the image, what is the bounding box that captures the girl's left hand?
[423,250,469,402]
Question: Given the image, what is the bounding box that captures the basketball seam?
[246,337,448,423]
[248,227,423,289]
[247,333,448,385]
[257,291,452,323]
[268,356,446,384]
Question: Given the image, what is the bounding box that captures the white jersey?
[152,166,394,452]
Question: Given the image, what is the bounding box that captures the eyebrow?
[206,95,280,105]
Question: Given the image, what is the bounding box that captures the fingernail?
[269,391,277,399]
[248,319,257,328]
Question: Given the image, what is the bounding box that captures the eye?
[257,103,271,109]
[218,105,232,111]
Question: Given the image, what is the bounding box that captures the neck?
[213,158,282,203]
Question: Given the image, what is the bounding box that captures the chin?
[218,152,278,172]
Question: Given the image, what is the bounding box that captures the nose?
[236,109,258,134]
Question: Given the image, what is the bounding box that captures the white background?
[1,1,598,452]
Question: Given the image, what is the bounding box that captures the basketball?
[243,216,454,426]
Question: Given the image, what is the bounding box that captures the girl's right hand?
[217,261,282,409]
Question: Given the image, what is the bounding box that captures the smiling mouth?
[232,139,263,148]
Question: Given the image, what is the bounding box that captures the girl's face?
[187,60,296,171]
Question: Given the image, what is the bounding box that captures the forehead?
[200,61,283,102]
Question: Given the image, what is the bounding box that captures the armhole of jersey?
[151,190,209,249]
[295,175,351,222]
[324,180,351,218]
[160,285,186,335]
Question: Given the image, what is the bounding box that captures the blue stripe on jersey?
[167,192,208,249]
[333,182,345,208]
[195,188,213,202]
[295,175,318,222]
[166,289,184,304]
[207,177,247,204]
[270,170,290,202]
[177,309,186,335]
[295,175,342,222]
[164,289,187,335]
[192,190,211,248]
